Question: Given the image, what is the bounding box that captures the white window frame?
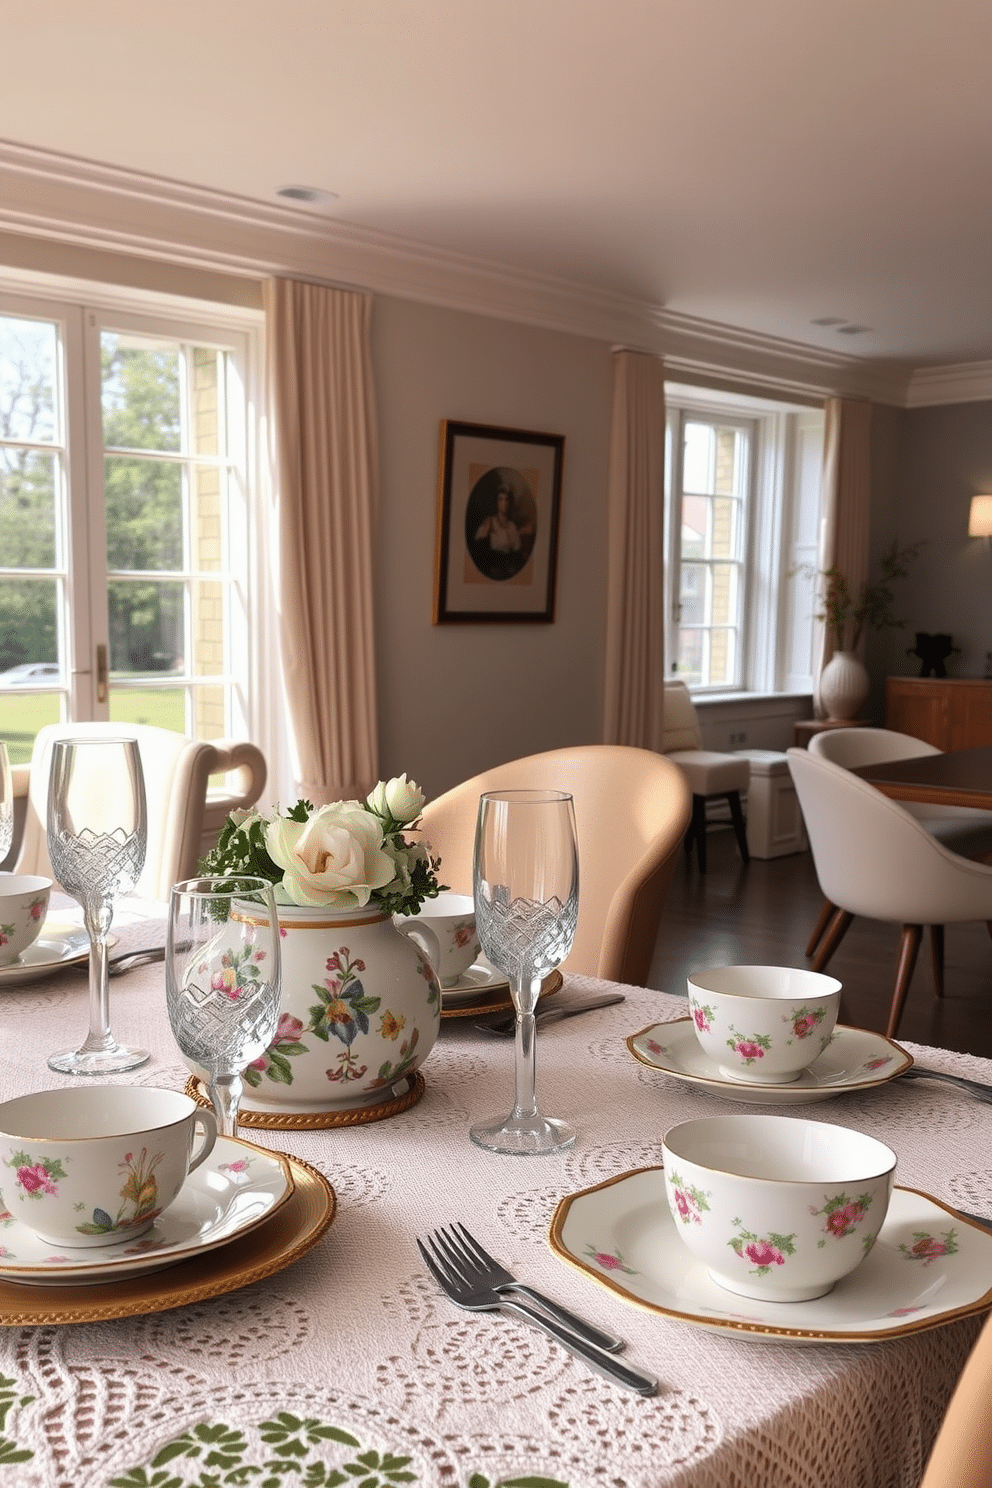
[665,383,824,697]
[0,274,288,797]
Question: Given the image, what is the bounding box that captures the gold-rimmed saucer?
[441,969,564,1021]
[0,1152,334,1326]
[550,1167,992,1343]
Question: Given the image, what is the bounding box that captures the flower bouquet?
[199,774,442,915]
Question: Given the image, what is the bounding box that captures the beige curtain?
[813,397,873,714]
[603,351,667,749]
[263,278,380,803]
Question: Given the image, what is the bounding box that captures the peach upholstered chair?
[919,1311,992,1488]
[418,744,692,986]
[14,722,267,901]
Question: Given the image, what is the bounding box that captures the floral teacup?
[0,874,51,968]
[687,964,842,1084]
[662,1113,895,1302]
[0,1086,216,1248]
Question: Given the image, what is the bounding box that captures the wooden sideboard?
[885,676,992,751]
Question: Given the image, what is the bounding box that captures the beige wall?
[371,295,612,799]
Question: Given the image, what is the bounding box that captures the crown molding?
[0,137,973,409]
[905,360,992,407]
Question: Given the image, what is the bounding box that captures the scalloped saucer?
[550,1167,992,1342]
[0,1136,292,1285]
[0,926,92,989]
[627,1019,912,1104]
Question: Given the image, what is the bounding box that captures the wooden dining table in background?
[852,744,992,812]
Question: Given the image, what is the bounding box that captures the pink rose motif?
[249,1054,269,1072]
[29,898,46,921]
[911,1236,947,1262]
[0,933,8,947]
[594,1251,625,1270]
[826,1203,864,1238]
[17,1164,58,1196]
[744,1241,784,1267]
[736,1041,764,1061]
[864,1057,891,1072]
[674,1189,691,1221]
[693,1008,710,1032]
[792,1015,817,1039]
[647,1039,664,1054]
[453,925,475,948]
[274,1012,304,1044]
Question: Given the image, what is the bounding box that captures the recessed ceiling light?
[810,316,846,326]
[836,324,872,336]
[276,186,339,205]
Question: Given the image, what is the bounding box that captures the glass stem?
[81,898,115,1054]
[208,1073,244,1140]
[511,973,542,1120]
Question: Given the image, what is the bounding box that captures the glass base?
[469,1111,576,1156]
[48,1044,150,1077]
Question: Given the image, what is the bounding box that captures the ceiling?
[3,0,992,369]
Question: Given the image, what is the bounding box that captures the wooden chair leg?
[690,794,708,873]
[806,898,836,959]
[727,790,750,865]
[887,924,923,1038]
[812,908,854,973]
[930,925,945,999]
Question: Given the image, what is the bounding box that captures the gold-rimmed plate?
[0,926,92,989]
[0,1151,335,1326]
[550,1167,992,1342]
[441,969,564,1020]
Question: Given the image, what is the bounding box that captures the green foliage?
[812,540,924,651]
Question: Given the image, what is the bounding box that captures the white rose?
[265,803,396,908]
[367,774,426,826]
[229,806,267,829]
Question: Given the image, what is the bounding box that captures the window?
[0,292,259,767]
[665,384,824,696]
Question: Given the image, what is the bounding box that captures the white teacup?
[0,874,52,967]
[0,1086,217,1248]
[395,892,481,986]
[686,965,842,1084]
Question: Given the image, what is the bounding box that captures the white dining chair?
[418,744,692,986]
[661,680,750,873]
[787,747,992,1037]
[805,727,992,958]
[13,722,267,901]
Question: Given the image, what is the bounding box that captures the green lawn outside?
[0,689,186,765]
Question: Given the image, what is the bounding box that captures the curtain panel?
[263,278,380,803]
[603,351,667,750]
[813,397,873,714]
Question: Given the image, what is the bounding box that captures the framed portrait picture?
[433,420,565,623]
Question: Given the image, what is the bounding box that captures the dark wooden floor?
[648,827,992,1059]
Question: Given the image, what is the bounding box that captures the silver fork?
[447,1221,624,1352]
[418,1230,658,1396]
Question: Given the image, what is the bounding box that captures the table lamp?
[969,495,992,550]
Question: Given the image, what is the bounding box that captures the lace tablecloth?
[0,912,989,1488]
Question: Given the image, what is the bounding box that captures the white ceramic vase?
[818,650,870,721]
[239,903,441,1114]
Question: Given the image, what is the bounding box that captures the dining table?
[0,900,990,1488]
[852,744,992,812]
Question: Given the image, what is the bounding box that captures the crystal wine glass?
[47,736,149,1075]
[0,742,12,863]
[470,788,580,1155]
[166,877,282,1138]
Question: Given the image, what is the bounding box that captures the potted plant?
[812,540,923,719]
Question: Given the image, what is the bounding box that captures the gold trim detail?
[0,1150,336,1326]
[185,1071,426,1128]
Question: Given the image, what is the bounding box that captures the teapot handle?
[396,920,440,973]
